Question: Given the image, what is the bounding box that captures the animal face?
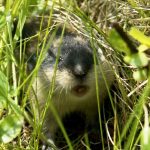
[38,35,109,101]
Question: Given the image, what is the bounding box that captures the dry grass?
[0,0,150,149]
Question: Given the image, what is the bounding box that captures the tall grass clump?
[0,0,150,149]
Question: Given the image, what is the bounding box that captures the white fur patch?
[30,52,114,142]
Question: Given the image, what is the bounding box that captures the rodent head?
[35,34,113,101]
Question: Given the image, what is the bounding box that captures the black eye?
[59,56,63,62]
[48,49,56,58]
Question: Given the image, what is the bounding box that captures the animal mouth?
[71,85,89,97]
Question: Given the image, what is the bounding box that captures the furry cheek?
[55,69,77,89]
[40,67,77,90]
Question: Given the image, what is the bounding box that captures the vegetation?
[0,0,150,149]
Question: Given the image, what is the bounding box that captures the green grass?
[0,0,150,149]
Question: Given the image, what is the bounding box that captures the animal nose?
[73,64,87,79]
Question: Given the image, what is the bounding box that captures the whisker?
[54,86,60,92]
[60,87,64,95]
[57,87,64,100]
[65,87,68,95]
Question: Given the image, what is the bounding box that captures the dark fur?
[19,15,114,149]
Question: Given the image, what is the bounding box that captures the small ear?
[21,16,51,55]
[22,19,40,39]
